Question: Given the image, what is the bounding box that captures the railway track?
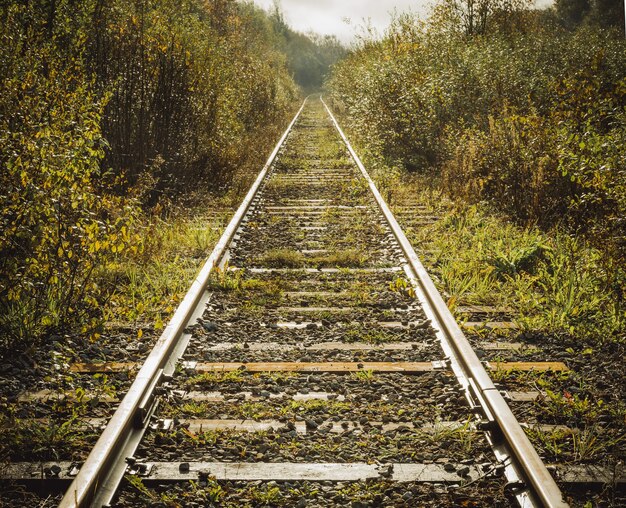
[2,97,594,506]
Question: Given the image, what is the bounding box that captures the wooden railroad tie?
[69,360,568,374]
[3,461,622,485]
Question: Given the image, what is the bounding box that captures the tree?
[269,3,346,91]
[433,0,532,35]
[556,0,624,29]
[589,0,625,28]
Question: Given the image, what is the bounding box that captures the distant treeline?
[555,0,624,29]
[328,0,626,264]
[0,0,304,350]
[269,3,346,92]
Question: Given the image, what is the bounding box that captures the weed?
[241,278,284,295]
[487,241,552,279]
[178,427,223,447]
[0,413,97,461]
[524,426,571,460]
[126,475,157,502]
[196,478,224,503]
[344,325,396,344]
[106,210,223,328]
[392,193,623,341]
[526,425,626,463]
[542,389,606,425]
[389,277,416,299]
[208,261,244,291]
[257,249,305,268]
[237,401,276,420]
[348,289,374,305]
[351,369,375,383]
[282,399,351,416]
[338,480,389,501]
[175,401,210,416]
[341,178,369,200]
[427,418,477,455]
[249,484,282,505]
[489,366,567,386]
[311,249,369,268]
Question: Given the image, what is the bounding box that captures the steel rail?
[59,98,309,508]
[321,97,568,508]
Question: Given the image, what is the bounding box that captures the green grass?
[256,248,369,269]
[344,325,399,344]
[525,424,626,463]
[207,262,245,291]
[0,415,98,461]
[351,369,375,383]
[314,249,368,268]
[256,249,306,268]
[392,188,624,342]
[354,167,626,479]
[104,210,224,329]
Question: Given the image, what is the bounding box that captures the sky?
[252,0,554,44]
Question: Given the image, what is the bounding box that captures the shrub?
[0,0,300,352]
[328,10,626,260]
[0,4,141,350]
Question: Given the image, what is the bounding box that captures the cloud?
[252,0,430,43]
[252,1,554,43]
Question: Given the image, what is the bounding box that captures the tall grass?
[400,191,623,342]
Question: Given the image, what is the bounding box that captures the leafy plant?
[351,369,375,383]
[0,0,301,353]
[208,262,244,292]
[543,389,606,424]
[389,277,416,299]
[487,241,552,279]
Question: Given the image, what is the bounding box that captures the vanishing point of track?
[50,97,568,506]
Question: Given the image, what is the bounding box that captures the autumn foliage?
[328,4,626,263]
[0,0,299,351]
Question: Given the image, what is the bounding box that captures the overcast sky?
[251,0,553,44]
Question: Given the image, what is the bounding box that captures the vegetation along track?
[6,97,618,507]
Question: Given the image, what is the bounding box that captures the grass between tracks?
[256,248,369,269]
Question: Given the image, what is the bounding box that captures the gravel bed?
[136,424,493,463]
[180,347,443,363]
[161,371,471,424]
[5,96,613,508]
[112,478,514,507]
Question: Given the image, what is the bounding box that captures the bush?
[0,0,300,353]
[442,72,626,259]
[0,4,141,350]
[89,0,299,202]
[328,10,626,259]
